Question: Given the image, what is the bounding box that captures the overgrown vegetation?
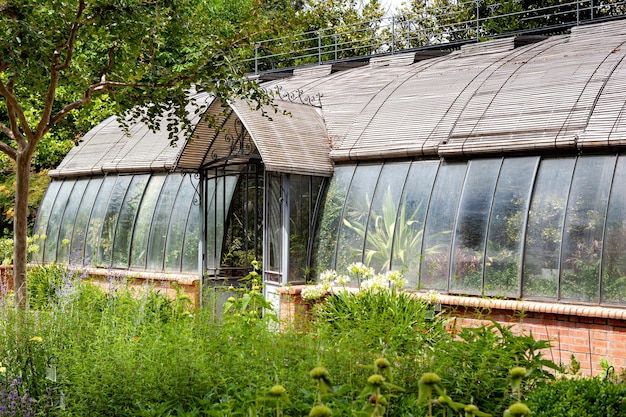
[0,264,623,416]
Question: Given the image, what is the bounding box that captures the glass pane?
[131,174,167,269]
[421,162,467,291]
[31,180,62,263]
[112,175,150,268]
[182,188,200,273]
[335,164,382,276]
[364,162,410,274]
[560,156,615,303]
[97,176,133,267]
[85,176,116,265]
[266,172,282,273]
[56,179,89,264]
[147,174,184,271]
[391,160,438,288]
[70,178,103,265]
[522,158,575,299]
[288,175,320,282]
[165,175,198,271]
[44,181,75,264]
[451,159,501,295]
[312,165,355,275]
[602,155,626,304]
[484,157,538,297]
[206,176,238,270]
[222,167,263,273]
[205,177,218,269]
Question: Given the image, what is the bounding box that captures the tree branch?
[34,0,86,145]
[0,124,17,160]
[0,79,32,148]
[56,0,85,71]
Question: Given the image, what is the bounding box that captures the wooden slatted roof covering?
[174,98,255,175]
[49,91,213,178]
[230,98,333,176]
[175,97,333,177]
[263,19,626,161]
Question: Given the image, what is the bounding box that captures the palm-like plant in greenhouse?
[343,187,423,273]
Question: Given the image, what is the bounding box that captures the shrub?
[425,320,560,416]
[314,289,449,356]
[526,377,626,416]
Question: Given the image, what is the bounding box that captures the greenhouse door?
[263,172,324,310]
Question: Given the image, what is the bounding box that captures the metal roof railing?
[248,0,626,75]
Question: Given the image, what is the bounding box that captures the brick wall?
[0,265,12,293]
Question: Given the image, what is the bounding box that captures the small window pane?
[32,180,62,263]
[165,175,198,271]
[451,159,501,295]
[97,176,133,267]
[364,162,410,273]
[147,174,184,271]
[522,158,575,299]
[288,175,323,282]
[56,179,89,264]
[421,162,467,290]
[391,160,438,288]
[266,172,282,274]
[43,181,75,263]
[182,193,200,273]
[602,155,626,304]
[131,174,167,269]
[312,165,355,274]
[70,178,103,264]
[335,164,382,276]
[85,176,116,265]
[112,175,150,268]
[560,156,615,303]
[484,157,538,297]
[206,176,238,270]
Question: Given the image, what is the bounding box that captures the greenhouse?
[35,19,626,314]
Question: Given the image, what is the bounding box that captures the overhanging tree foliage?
[0,0,278,307]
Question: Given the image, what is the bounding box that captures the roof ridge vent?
[460,37,515,56]
[514,34,549,48]
[413,49,453,63]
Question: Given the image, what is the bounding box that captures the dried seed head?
[310,367,330,381]
[309,405,333,417]
[419,372,441,386]
[375,358,391,370]
[509,367,527,380]
[267,385,287,397]
[507,403,531,417]
[369,394,387,405]
[367,374,385,387]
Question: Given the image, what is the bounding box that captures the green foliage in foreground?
[0,265,624,416]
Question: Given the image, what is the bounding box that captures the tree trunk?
[13,151,31,309]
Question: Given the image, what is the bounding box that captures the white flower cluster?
[347,262,374,280]
[360,270,407,293]
[301,268,353,301]
[301,263,408,300]
[301,285,326,301]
